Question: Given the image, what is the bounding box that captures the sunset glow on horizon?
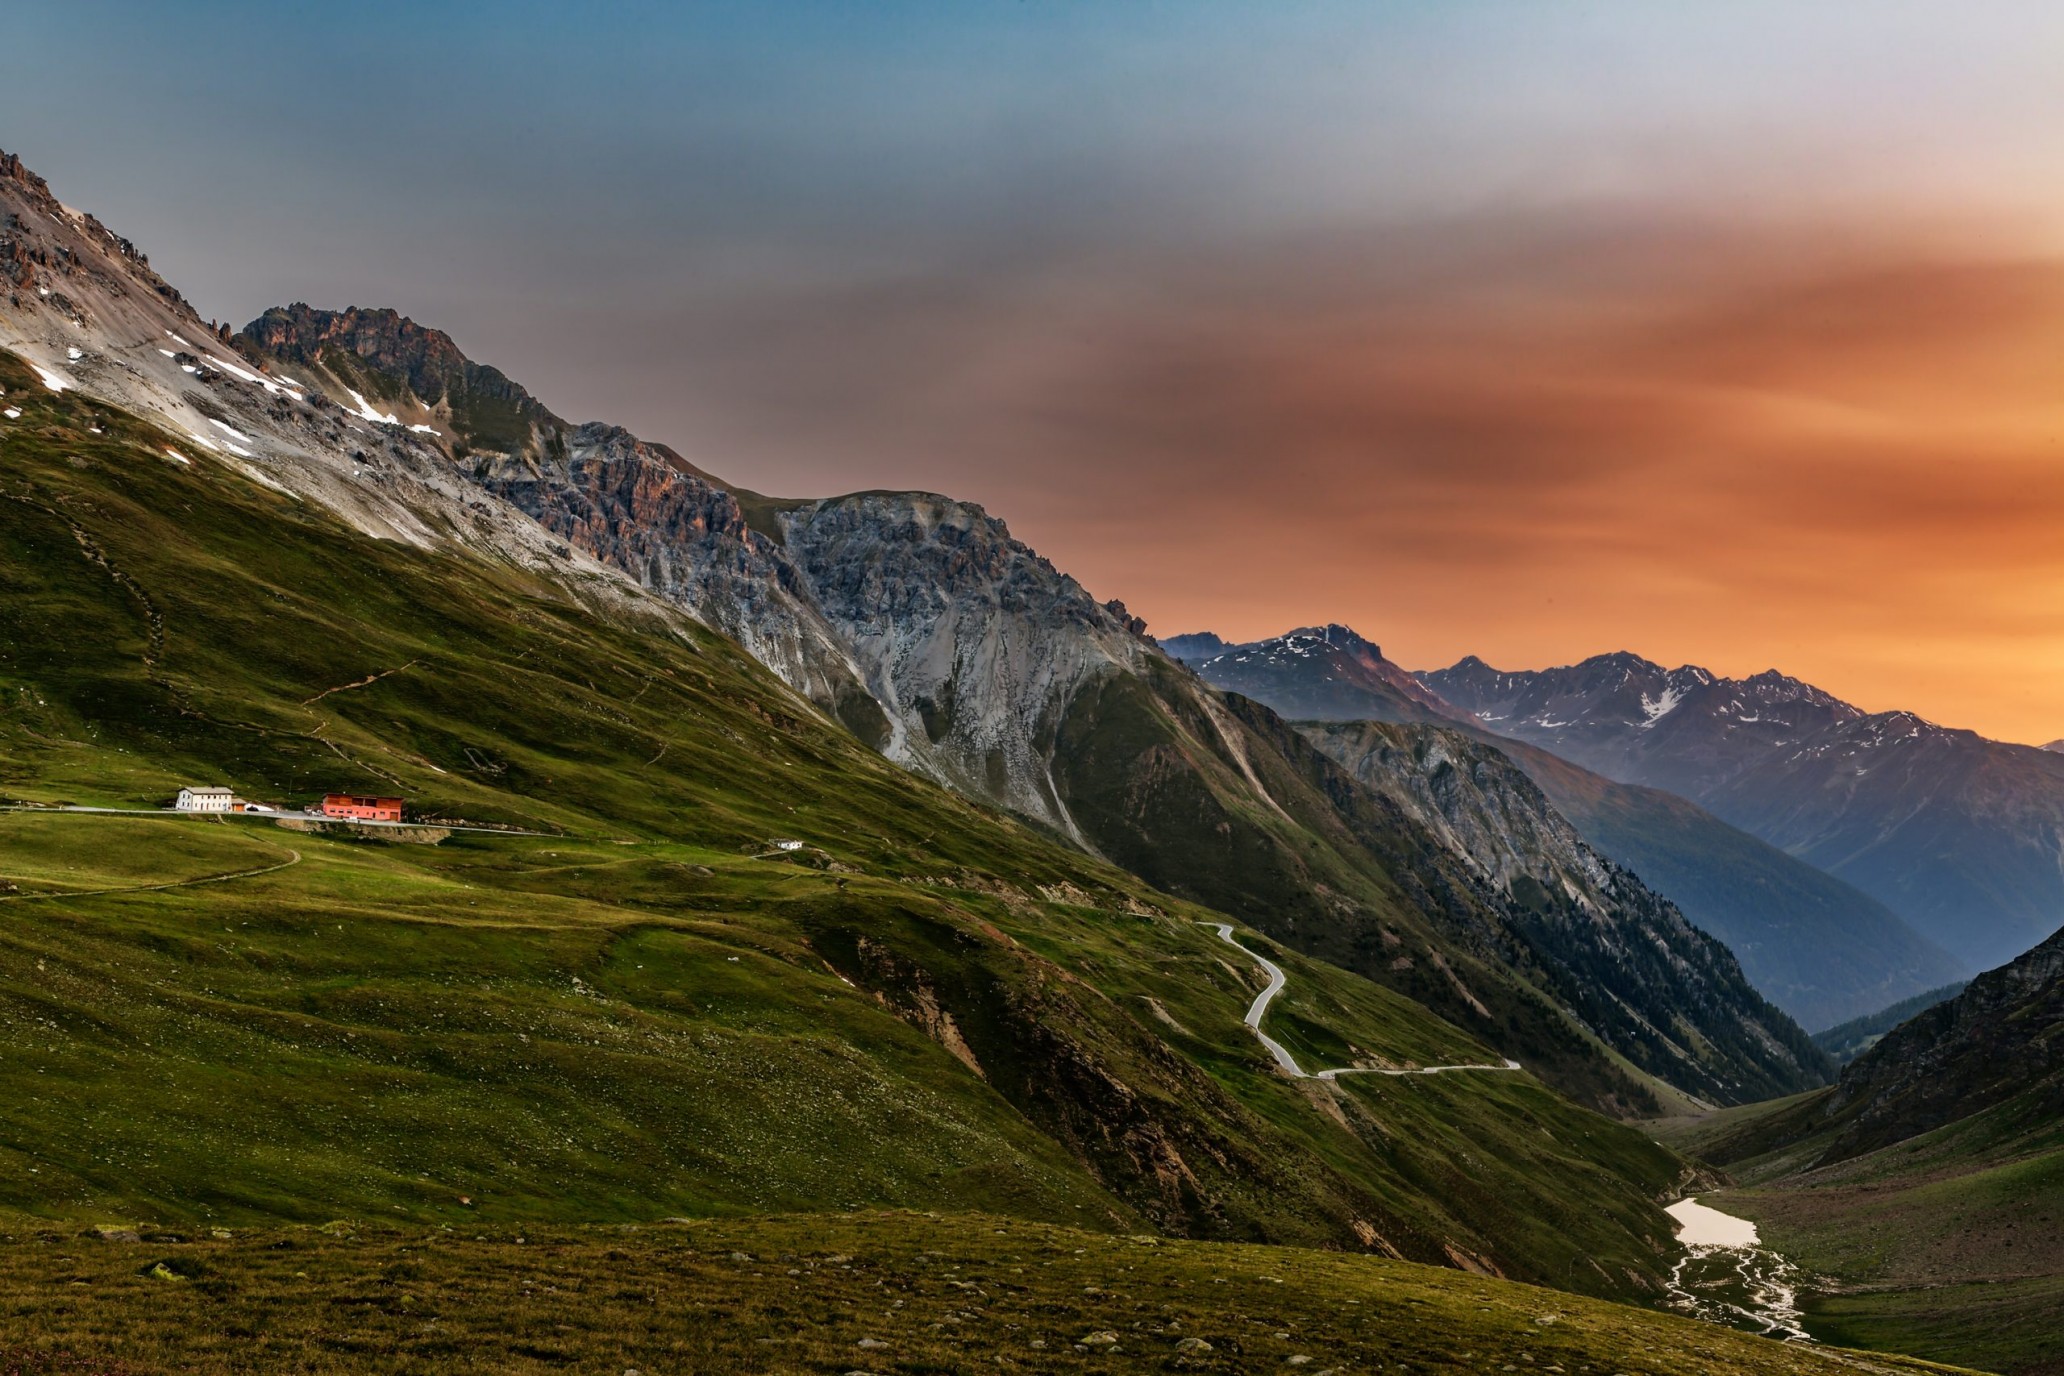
[10,2,2064,741]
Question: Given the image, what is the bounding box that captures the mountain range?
[1425,651,2064,971]
[1171,626,1967,1028]
[4,154,1718,1299]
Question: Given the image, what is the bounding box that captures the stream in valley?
[1664,1198,1813,1342]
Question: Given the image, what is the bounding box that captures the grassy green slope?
[0,349,1690,1302]
[1053,662,1692,1117]
[0,1212,1973,1376]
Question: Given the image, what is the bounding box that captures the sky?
[8,2,2064,742]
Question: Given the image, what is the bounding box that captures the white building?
[175,787,236,813]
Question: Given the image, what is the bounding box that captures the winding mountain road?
[1199,922,1522,1081]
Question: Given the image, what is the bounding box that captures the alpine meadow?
[4,5,2064,1374]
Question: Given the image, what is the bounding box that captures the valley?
[0,335,1751,1375]
[3,123,2058,1376]
[1650,928,2064,1375]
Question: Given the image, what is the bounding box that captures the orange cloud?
[645,217,2064,743]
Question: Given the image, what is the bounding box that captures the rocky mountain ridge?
[240,303,568,460]
[1423,650,2064,969]
[1168,624,1461,725]
[0,149,611,590]
[1302,720,1829,1101]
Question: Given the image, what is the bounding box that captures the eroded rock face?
[1303,720,1832,1105]
[483,439,1154,840]
[479,427,882,735]
[781,493,1152,845]
[1308,721,1613,901]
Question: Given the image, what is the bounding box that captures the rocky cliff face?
[239,304,565,459]
[1424,651,2064,970]
[1306,722,1627,903]
[1303,721,1831,1104]
[475,427,890,745]
[780,493,1153,845]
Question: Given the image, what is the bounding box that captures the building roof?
[181,786,235,797]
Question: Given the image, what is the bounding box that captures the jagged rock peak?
[236,302,567,458]
[1,145,186,305]
[1,149,50,193]
[241,304,480,383]
[1103,599,1149,637]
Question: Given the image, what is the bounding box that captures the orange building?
[318,793,404,823]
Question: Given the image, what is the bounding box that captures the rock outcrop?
[1303,721,1832,1104]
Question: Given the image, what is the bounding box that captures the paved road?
[1199,921,1522,1081]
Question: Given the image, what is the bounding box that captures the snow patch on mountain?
[1638,685,1684,728]
[345,387,402,425]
